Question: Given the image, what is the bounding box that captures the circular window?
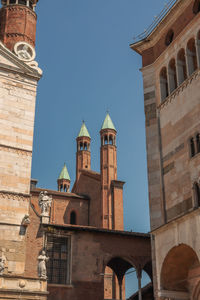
[165,29,174,46]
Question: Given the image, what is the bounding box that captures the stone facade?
[131,0,200,299]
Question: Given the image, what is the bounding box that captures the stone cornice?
[0,190,30,200]
[130,0,188,54]
[0,143,32,155]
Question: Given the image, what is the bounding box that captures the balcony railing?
[132,0,178,44]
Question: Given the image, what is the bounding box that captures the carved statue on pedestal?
[38,191,52,217]
[38,250,49,279]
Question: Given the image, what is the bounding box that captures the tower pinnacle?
[78,121,91,138]
[101,113,116,131]
[57,163,71,192]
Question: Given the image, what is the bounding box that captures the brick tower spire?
[100,113,117,229]
[76,121,91,180]
[0,0,39,52]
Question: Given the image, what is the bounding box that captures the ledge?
[43,224,150,239]
[48,284,73,289]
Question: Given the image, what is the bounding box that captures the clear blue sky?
[31,0,167,295]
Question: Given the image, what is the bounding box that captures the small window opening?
[109,136,113,145]
[29,0,33,8]
[193,0,200,14]
[80,142,83,151]
[10,0,16,4]
[187,38,198,76]
[104,135,108,145]
[165,29,174,46]
[160,67,169,101]
[194,182,200,207]
[70,211,76,225]
[84,142,87,150]
[168,58,177,93]
[18,0,27,5]
[190,138,195,157]
[196,134,200,153]
[177,49,187,85]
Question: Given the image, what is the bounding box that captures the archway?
[168,58,177,93]
[161,244,199,294]
[177,49,187,84]
[160,67,169,101]
[187,38,198,76]
[104,257,133,300]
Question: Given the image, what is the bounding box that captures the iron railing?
[132,0,178,44]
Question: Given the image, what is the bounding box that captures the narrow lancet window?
[187,38,198,76]
[177,49,187,85]
[160,67,169,101]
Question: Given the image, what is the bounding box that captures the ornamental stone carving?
[14,42,36,62]
[38,191,52,217]
[38,250,49,279]
[21,214,30,226]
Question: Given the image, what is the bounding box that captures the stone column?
[136,268,142,300]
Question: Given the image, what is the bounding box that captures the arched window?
[80,142,83,151]
[194,182,200,207]
[109,135,113,145]
[10,0,16,4]
[177,49,187,85]
[190,137,195,157]
[165,29,174,46]
[84,142,87,150]
[70,211,77,225]
[187,38,198,76]
[197,133,200,153]
[160,67,169,101]
[193,0,200,14]
[168,58,177,93]
[104,135,108,145]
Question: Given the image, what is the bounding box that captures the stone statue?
[38,250,49,279]
[0,254,6,275]
[18,45,32,60]
[21,214,30,226]
[38,191,52,216]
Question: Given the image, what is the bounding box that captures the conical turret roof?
[58,163,70,181]
[101,113,116,131]
[78,121,91,138]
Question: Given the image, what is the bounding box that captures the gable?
[0,42,41,79]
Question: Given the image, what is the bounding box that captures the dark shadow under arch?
[161,244,199,292]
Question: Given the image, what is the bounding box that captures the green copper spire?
[101,113,116,131]
[78,121,91,138]
[58,163,70,181]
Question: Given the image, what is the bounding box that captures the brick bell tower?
[100,113,117,229]
[0,0,38,52]
[76,121,91,180]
